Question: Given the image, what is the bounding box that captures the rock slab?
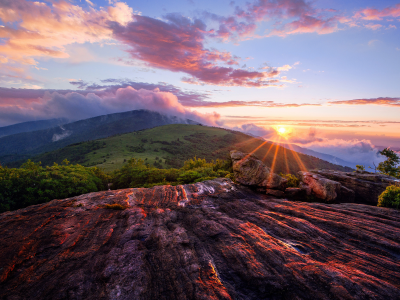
[1,178,400,299]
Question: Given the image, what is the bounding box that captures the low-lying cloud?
[232,123,275,138]
[288,128,385,167]
[0,86,221,127]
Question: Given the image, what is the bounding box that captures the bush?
[0,160,109,213]
[377,185,400,209]
[280,173,300,187]
[111,157,233,189]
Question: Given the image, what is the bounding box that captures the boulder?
[298,171,342,202]
[313,170,399,205]
[230,150,287,190]
[1,179,400,299]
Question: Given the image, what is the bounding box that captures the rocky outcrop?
[1,178,400,299]
[297,170,399,205]
[230,150,287,190]
[313,170,399,205]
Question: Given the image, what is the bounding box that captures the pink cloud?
[111,14,280,87]
[329,97,400,107]
[364,23,383,31]
[353,4,400,21]
[0,0,133,66]
[0,86,221,127]
[235,0,341,37]
[181,99,320,108]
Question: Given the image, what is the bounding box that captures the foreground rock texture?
[299,170,400,205]
[1,178,400,299]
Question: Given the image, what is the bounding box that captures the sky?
[0,0,399,167]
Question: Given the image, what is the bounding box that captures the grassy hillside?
[15,124,353,174]
[0,110,198,164]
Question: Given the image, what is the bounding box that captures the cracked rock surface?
[1,178,400,300]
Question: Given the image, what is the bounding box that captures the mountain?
[0,118,68,138]
[278,142,357,169]
[0,110,199,165]
[1,178,399,299]
[10,124,354,174]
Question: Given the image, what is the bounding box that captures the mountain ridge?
[0,110,199,164]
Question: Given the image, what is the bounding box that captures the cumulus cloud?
[0,0,133,66]
[110,14,280,87]
[0,86,221,127]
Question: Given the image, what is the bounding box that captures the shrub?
[377,185,400,209]
[280,173,300,187]
[356,165,365,171]
[0,160,109,213]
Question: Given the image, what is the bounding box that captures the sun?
[274,125,291,138]
[278,127,287,135]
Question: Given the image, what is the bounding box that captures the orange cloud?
[329,97,400,107]
[0,0,133,66]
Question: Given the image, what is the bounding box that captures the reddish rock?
[230,150,287,190]
[313,169,399,205]
[284,187,307,200]
[1,178,400,299]
[266,189,284,197]
[298,171,342,202]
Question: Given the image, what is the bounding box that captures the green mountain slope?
[15,124,353,174]
[0,110,198,164]
[0,118,68,138]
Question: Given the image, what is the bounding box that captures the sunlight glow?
[274,126,291,138]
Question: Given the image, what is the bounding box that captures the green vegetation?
[9,124,353,174]
[377,148,400,178]
[0,159,109,213]
[378,185,400,209]
[111,156,232,189]
[280,173,300,188]
[356,165,365,171]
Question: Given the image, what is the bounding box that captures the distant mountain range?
[277,143,357,169]
[0,118,68,138]
[6,123,354,174]
[0,110,199,165]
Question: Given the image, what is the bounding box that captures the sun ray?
[262,141,276,161]
[286,143,308,172]
[283,146,290,174]
[269,136,281,175]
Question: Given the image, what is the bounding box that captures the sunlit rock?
[230,150,287,191]
[1,179,400,299]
